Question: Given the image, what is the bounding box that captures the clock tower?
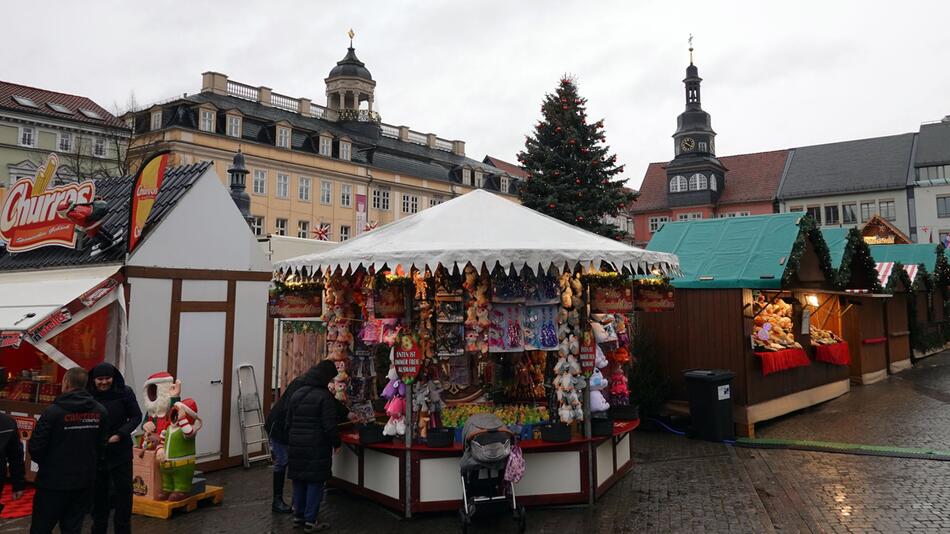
[666,40,727,208]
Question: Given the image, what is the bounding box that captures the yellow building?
[124,44,519,241]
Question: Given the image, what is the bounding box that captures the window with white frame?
[340,141,351,161]
[677,212,703,221]
[58,132,72,152]
[474,170,484,188]
[462,168,472,186]
[340,184,352,207]
[275,218,287,236]
[251,216,264,236]
[319,136,332,156]
[277,127,291,148]
[320,180,332,204]
[253,170,266,195]
[860,202,875,222]
[879,200,896,221]
[276,173,289,198]
[227,115,242,137]
[340,225,351,241]
[842,203,857,224]
[373,188,390,210]
[200,110,215,132]
[297,220,310,238]
[688,173,708,190]
[298,176,311,201]
[648,216,669,233]
[150,111,162,131]
[824,205,840,225]
[403,193,419,214]
[669,175,688,193]
[93,138,106,158]
[19,127,35,147]
[500,176,510,193]
[430,197,442,208]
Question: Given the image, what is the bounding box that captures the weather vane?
[688,34,694,64]
[348,28,355,47]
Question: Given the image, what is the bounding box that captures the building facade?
[124,45,520,242]
[0,81,130,199]
[909,119,950,245]
[630,58,787,245]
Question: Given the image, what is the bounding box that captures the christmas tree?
[517,77,637,239]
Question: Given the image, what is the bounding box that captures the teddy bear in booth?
[381,368,407,436]
[589,368,610,414]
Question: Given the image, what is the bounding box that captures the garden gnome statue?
[157,398,201,501]
[139,372,180,451]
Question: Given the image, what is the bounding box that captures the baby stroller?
[458,413,526,533]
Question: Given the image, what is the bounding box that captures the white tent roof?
[0,264,121,331]
[278,189,679,275]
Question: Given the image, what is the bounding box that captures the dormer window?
[462,168,472,186]
[340,140,351,161]
[150,110,162,131]
[277,126,291,148]
[669,175,688,193]
[474,170,484,188]
[688,173,708,190]
[319,135,332,156]
[200,109,215,132]
[227,115,242,137]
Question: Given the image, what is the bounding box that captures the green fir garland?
[782,215,836,287]
[835,228,883,292]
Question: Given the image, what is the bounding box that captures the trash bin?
[684,369,735,442]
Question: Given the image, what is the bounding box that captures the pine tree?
[517,77,637,239]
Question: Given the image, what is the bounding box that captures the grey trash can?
[684,369,735,442]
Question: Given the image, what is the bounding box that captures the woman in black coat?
[285,359,340,532]
[87,362,143,534]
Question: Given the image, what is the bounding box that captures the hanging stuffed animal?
[609,365,630,406]
[381,367,407,437]
[589,368,610,414]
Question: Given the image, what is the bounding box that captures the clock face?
[680,137,696,152]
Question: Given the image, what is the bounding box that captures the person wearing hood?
[284,359,341,532]
[29,367,108,534]
[86,362,142,534]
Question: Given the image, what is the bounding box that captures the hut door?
[885,294,910,371]
[176,312,226,460]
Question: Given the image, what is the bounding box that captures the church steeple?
[673,37,715,158]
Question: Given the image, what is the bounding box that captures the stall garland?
[782,215,836,287]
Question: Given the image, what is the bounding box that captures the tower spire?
[348,28,355,48]
[688,34,694,65]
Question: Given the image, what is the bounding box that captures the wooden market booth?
[821,228,910,384]
[869,243,950,360]
[0,158,272,476]
[276,190,680,516]
[644,213,856,437]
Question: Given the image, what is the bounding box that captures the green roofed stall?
[641,213,852,437]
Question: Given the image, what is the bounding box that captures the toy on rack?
[552,272,587,423]
[381,364,407,437]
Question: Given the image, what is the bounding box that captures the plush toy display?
[381,367,407,436]
[589,368,610,413]
[157,398,202,501]
[609,365,630,406]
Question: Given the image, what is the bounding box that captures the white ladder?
[236,364,271,469]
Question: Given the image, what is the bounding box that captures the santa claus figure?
[157,398,201,501]
[139,372,180,451]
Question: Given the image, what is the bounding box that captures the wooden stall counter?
[331,419,639,515]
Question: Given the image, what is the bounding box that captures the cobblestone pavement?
[2,353,947,533]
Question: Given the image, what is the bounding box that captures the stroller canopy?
[461,413,514,474]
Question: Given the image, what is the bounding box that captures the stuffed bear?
[589,368,610,413]
[381,371,407,436]
[594,344,609,370]
[609,366,630,406]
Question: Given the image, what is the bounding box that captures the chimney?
[227,149,252,225]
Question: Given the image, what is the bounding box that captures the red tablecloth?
[814,342,851,365]
[754,347,811,375]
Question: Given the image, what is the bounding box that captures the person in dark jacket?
[285,359,340,532]
[87,362,142,534]
[0,413,26,510]
[29,367,108,534]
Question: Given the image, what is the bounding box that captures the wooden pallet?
[132,485,224,519]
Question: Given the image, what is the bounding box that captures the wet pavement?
[2,352,948,533]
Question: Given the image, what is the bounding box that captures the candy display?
[441,404,549,429]
[751,295,803,351]
[810,327,843,345]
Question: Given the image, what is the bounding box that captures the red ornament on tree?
[568,139,576,145]
[553,170,561,176]
[576,216,584,221]
[560,98,567,103]
[575,179,581,184]
[555,126,562,133]
[562,105,568,110]
[548,203,556,209]
[618,203,625,209]
[574,98,581,104]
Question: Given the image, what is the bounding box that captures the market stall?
[869,243,950,360]
[0,154,272,477]
[643,213,856,437]
[820,228,910,384]
[275,189,679,516]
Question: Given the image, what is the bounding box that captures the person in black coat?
[29,367,108,534]
[0,413,26,511]
[87,362,142,534]
[285,359,340,532]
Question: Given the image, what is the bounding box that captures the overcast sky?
[5,1,949,188]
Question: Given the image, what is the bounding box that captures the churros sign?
[0,153,96,252]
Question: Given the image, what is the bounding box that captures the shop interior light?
[806,294,819,307]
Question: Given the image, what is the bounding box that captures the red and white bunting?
[875,262,894,287]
